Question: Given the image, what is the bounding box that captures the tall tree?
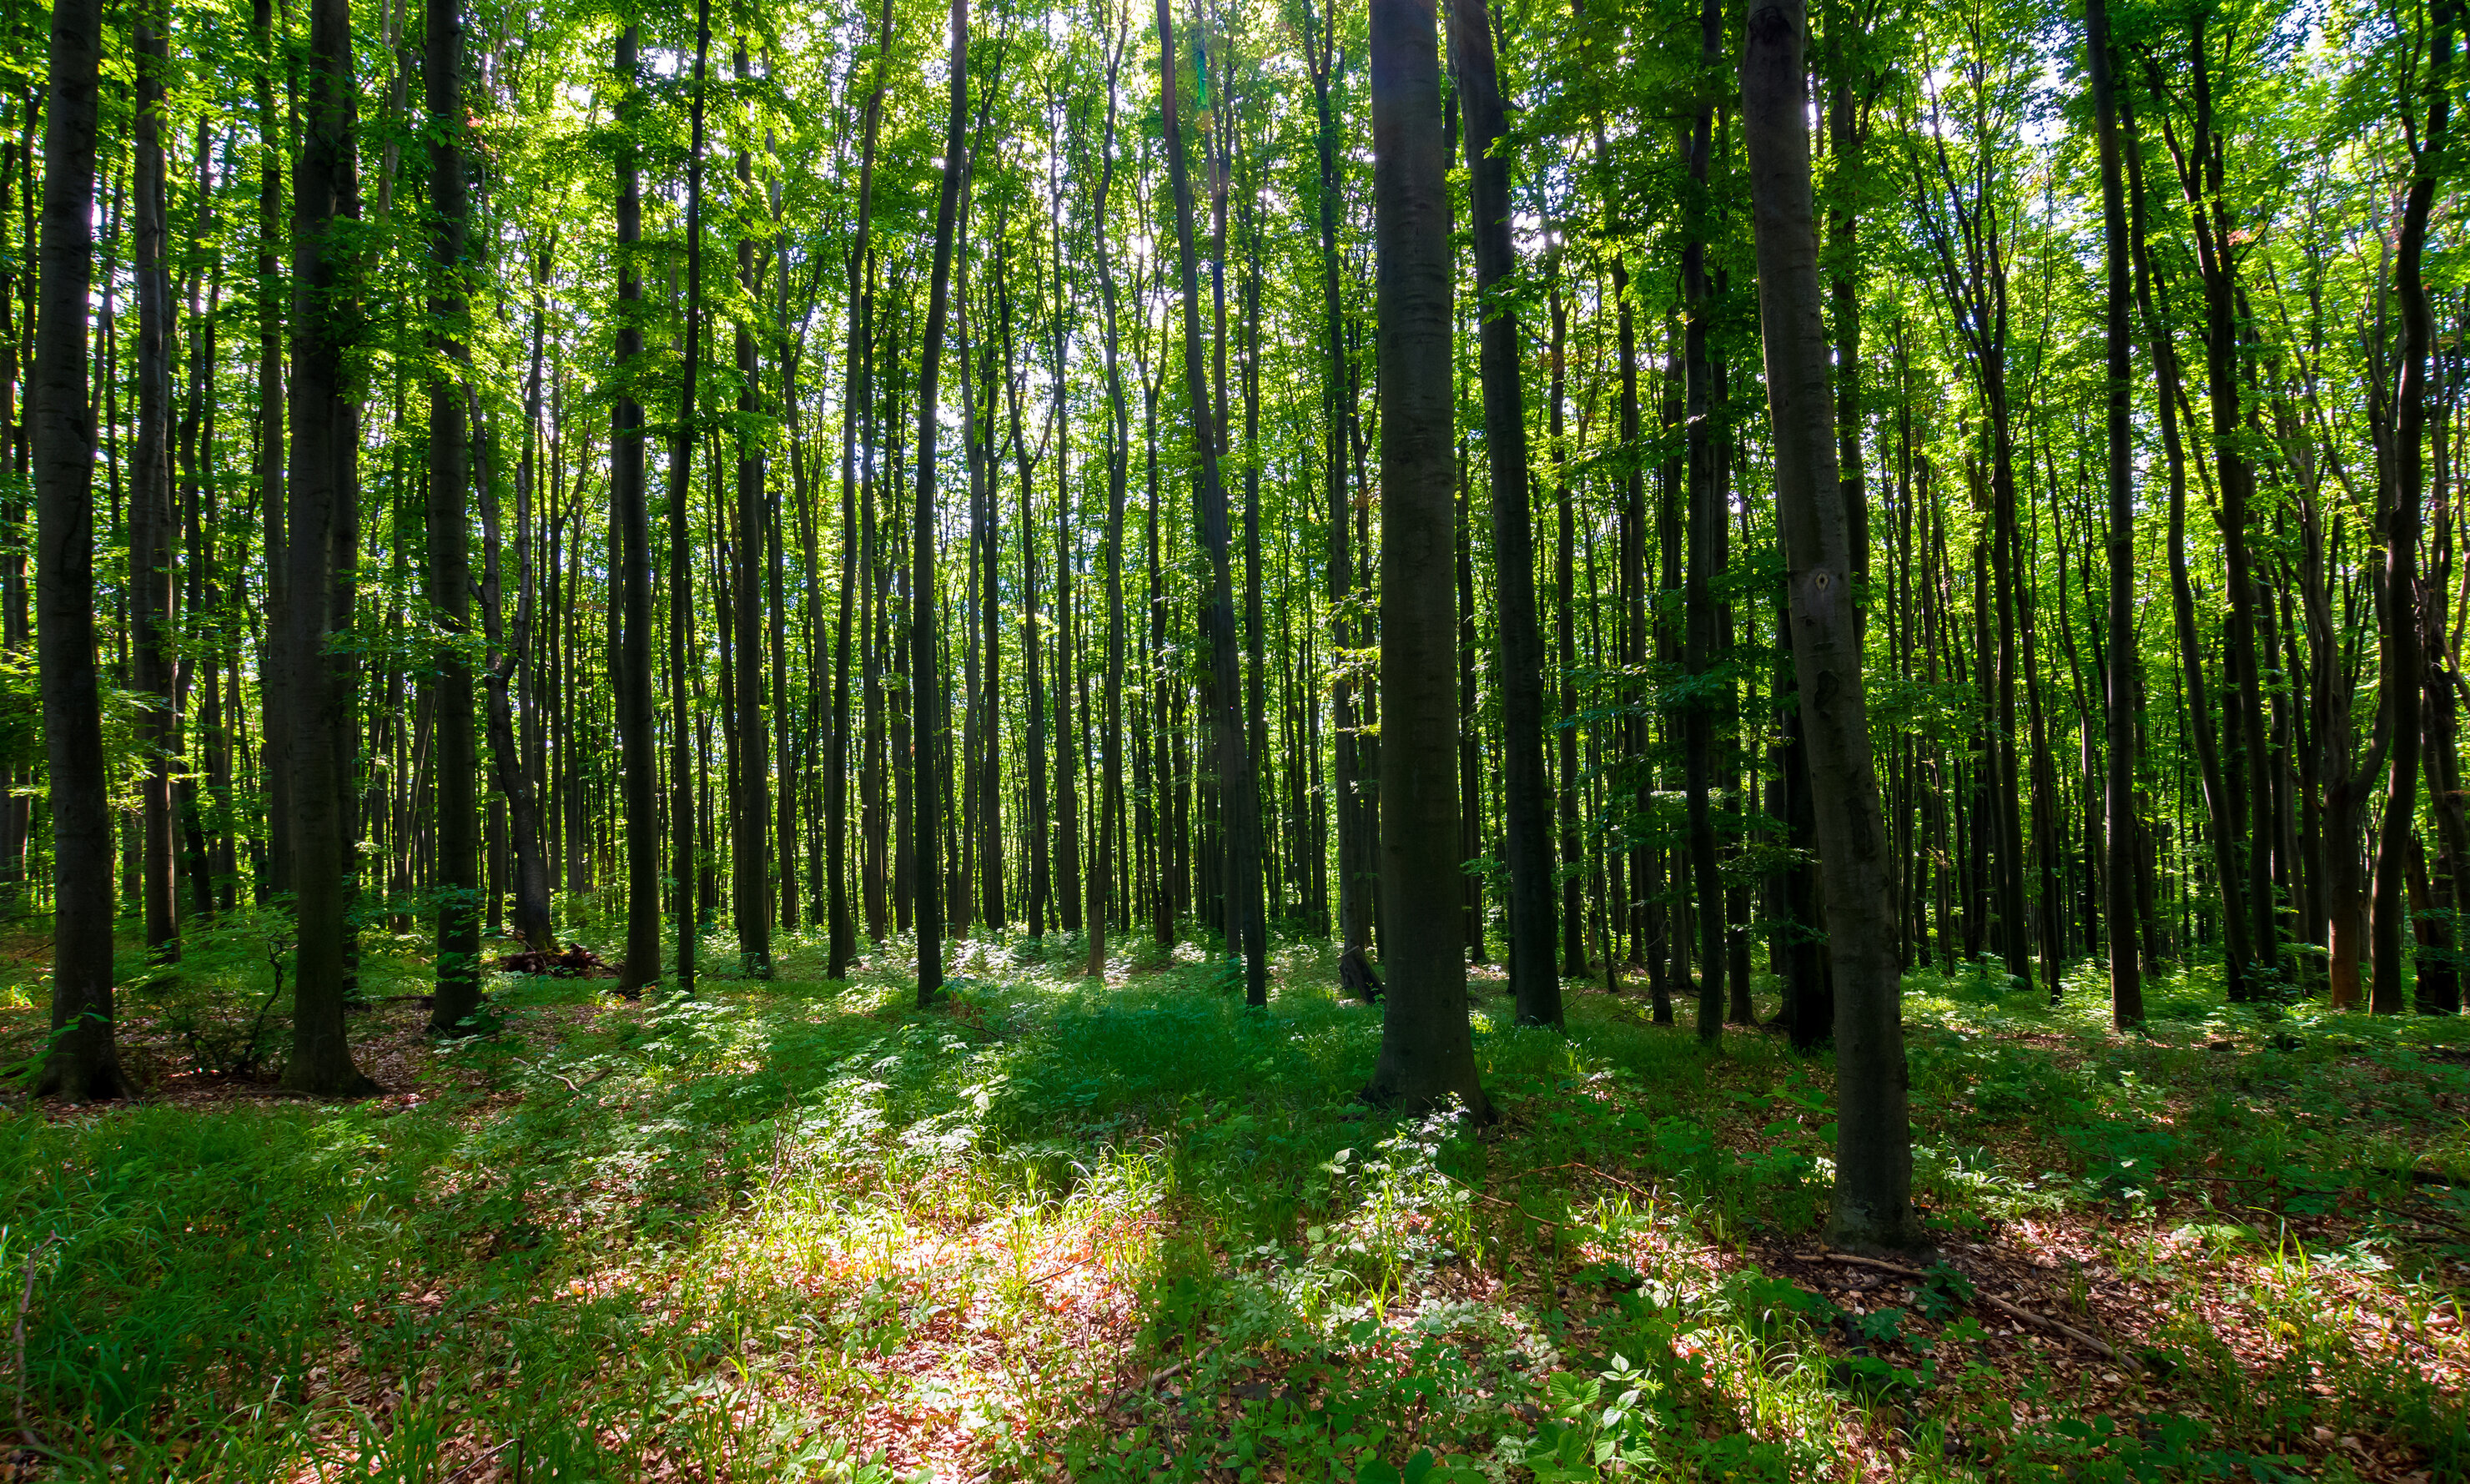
[1451,0,1560,1027]
[425,0,482,1033]
[613,23,661,998]
[32,0,123,1099]
[732,41,772,978]
[1741,0,1916,1249]
[2377,0,2455,1014]
[1086,13,1131,979]
[1160,0,1266,1005]
[1361,0,1488,1116]
[130,0,177,962]
[672,0,713,996]
[913,0,970,1005]
[2085,0,2139,1026]
[284,0,379,1095]
[828,0,895,979]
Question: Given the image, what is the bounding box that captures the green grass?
[6,928,2470,1481]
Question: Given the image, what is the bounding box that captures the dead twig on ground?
[1798,1250,2120,1361]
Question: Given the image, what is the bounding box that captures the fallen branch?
[1796,1250,2120,1361]
[508,1057,615,1096]
[1108,1343,1222,1408]
[440,1436,520,1484]
[14,1231,58,1450]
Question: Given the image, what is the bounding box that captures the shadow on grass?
[8,946,2470,1481]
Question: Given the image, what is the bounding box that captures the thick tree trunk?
[1361,0,1489,1118]
[424,0,481,1032]
[283,0,378,1095]
[1742,0,1916,1250]
[33,0,125,1099]
[1451,0,1559,1024]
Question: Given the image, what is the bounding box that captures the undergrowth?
[3,932,2467,1481]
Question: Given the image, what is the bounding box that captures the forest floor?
[3,920,2468,1482]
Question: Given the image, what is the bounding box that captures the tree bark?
[1160,0,1266,1004]
[732,42,772,978]
[1451,0,1558,1025]
[33,0,124,1099]
[283,0,378,1095]
[1362,0,1489,1117]
[131,1,178,963]
[2378,0,2453,1014]
[1682,0,1724,1039]
[912,0,969,1004]
[828,0,893,977]
[2085,0,2140,1025]
[613,25,661,997]
[424,0,481,1032]
[1742,0,1916,1250]
[670,0,712,996]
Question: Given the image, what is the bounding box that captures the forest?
[3,0,2470,1470]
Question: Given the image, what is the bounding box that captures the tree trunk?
[254,0,290,903]
[2379,0,2453,1014]
[669,0,712,996]
[2124,94,2251,1002]
[2086,0,2140,1025]
[1682,0,1724,1039]
[828,0,893,977]
[33,0,125,1099]
[613,25,661,997]
[283,0,378,1095]
[1742,0,1916,1250]
[1160,0,1266,1004]
[911,0,968,1004]
[1451,0,1558,1023]
[732,43,772,978]
[131,2,178,963]
[1088,31,1129,978]
[1361,0,1488,1118]
[425,0,481,1030]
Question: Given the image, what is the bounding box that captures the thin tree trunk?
[1452,0,1558,1024]
[829,0,893,976]
[1742,0,1915,1249]
[2378,0,2453,1014]
[912,0,968,1004]
[2086,0,2140,1024]
[613,25,661,996]
[1087,24,1129,978]
[131,2,178,963]
[669,0,712,995]
[1160,0,1265,1004]
[732,42,772,978]
[1682,0,1724,1039]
